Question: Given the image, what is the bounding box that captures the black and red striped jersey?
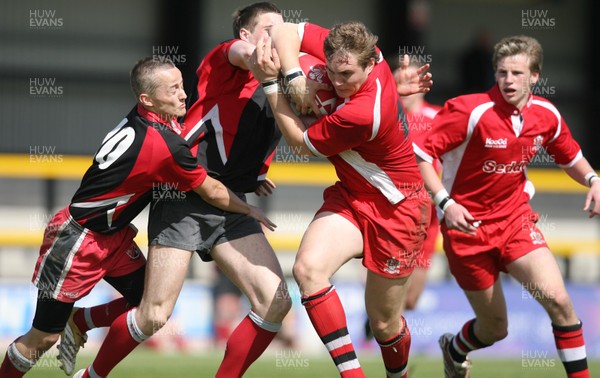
[69,104,207,233]
[182,39,281,193]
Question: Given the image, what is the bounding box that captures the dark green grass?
[19,349,599,377]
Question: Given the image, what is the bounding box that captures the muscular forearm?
[192,176,250,215]
[265,91,313,155]
[270,23,302,72]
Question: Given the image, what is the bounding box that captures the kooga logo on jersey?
[485,137,508,148]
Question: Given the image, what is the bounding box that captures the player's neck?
[137,104,176,126]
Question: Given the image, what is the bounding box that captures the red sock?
[553,321,589,378]
[87,309,148,377]
[376,317,411,378]
[74,297,131,333]
[215,311,278,378]
[0,351,23,378]
[302,286,364,378]
[0,342,33,378]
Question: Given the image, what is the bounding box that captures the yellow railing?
[0,153,595,192]
[1,154,598,256]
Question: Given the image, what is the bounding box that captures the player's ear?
[139,93,153,108]
[239,27,251,42]
[365,58,376,74]
[529,71,540,86]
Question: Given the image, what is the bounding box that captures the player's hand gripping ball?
[297,53,340,116]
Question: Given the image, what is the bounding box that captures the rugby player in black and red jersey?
[75,3,292,378]
[0,57,273,378]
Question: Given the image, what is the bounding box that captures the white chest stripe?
[369,79,382,141]
[532,100,562,143]
[338,150,404,204]
[440,101,494,194]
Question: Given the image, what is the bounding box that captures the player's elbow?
[202,186,223,203]
[195,178,226,204]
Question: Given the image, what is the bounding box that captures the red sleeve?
[305,95,373,157]
[222,39,239,64]
[413,97,471,163]
[299,23,329,61]
[150,129,208,192]
[545,114,582,167]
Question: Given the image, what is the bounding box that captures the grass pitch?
[21,349,599,377]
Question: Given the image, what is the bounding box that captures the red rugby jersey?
[413,85,581,221]
[299,23,422,204]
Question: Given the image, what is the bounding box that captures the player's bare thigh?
[211,233,289,322]
[293,211,363,296]
[506,246,577,325]
[136,245,192,333]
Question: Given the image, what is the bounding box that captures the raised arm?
[228,40,257,70]
[395,55,434,96]
[270,23,302,72]
[270,23,329,115]
[247,36,313,155]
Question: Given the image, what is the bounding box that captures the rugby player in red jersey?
[413,35,595,378]
[250,20,433,377]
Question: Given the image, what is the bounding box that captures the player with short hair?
[73,3,291,378]
[413,35,594,378]
[249,20,433,377]
[0,58,273,378]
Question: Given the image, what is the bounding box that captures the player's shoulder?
[146,121,196,166]
[333,96,377,127]
[528,95,562,126]
[530,95,560,113]
[453,91,491,105]
[110,105,148,137]
[147,121,187,144]
[443,92,493,115]
[303,22,328,34]
[202,39,237,63]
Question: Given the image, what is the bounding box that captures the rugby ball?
[297,53,339,116]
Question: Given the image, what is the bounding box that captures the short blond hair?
[492,35,543,74]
